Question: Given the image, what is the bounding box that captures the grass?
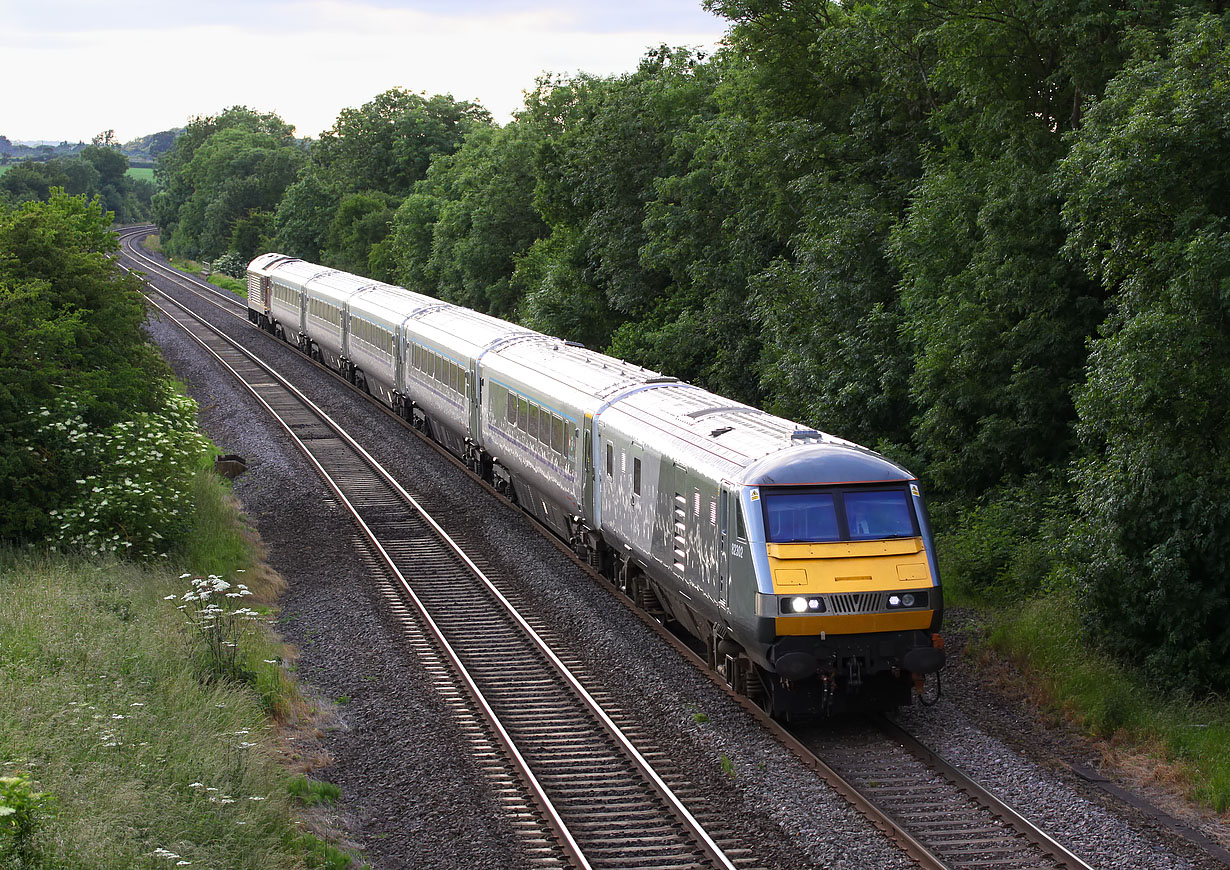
[983,593,1230,813]
[0,465,355,867]
[126,166,155,183]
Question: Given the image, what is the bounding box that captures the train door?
[718,485,731,607]
[582,414,595,520]
[468,359,481,439]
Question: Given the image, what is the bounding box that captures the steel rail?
[874,715,1097,870]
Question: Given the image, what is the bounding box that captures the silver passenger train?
[247,253,946,716]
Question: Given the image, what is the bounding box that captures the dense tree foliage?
[152,107,304,261]
[0,192,169,543]
[1058,14,1230,692]
[265,89,493,274]
[0,145,154,221]
[148,2,1230,694]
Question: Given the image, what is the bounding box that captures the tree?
[313,89,492,199]
[153,107,303,260]
[1058,13,1230,693]
[0,191,169,543]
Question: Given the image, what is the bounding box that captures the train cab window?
[844,490,914,539]
[762,487,917,543]
[633,458,642,495]
[764,492,840,543]
[736,501,747,541]
[606,443,613,477]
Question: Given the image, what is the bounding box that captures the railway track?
[124,238,758,870]
[118,227,1133,870]
[793,716,1096,870]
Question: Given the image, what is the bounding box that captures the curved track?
[120,227,1104,870]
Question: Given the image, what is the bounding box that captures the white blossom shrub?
[39,391,212,558]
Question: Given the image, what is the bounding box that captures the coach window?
[528,403,539,440]
[633,458,642,496]
[606,443,613,477]
[551,416,563,454]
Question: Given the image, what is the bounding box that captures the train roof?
[597,381,907,487]
[410,305,535,357]
[488,339,662,405]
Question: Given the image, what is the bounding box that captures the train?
[246,253,945,717]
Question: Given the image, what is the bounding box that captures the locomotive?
[246,254,945,716]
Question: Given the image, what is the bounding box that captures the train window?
[528,403,539,440]
[506,390,516,424]
[736,501,747,540]
[844,491,914,539]
[763,492,840,543]
[518,397,529,432]
[633,458,642,495]
[551,416,563,454]
[606,443,613,477]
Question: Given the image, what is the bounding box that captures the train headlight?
[887,591,928,609]
[779,596,825,614]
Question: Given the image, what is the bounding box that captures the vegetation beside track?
[143,233,248,297]
[961,592,1230,814]
[0,467,358,868]
[0,193,357,867]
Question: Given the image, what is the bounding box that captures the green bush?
[38,390,211,558]
[0,191,170,546]
[0,773,54,867]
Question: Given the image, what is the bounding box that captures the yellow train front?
[731,444,945,717]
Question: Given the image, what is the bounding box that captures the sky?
[1,0,730,144]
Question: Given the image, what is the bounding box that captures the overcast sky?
[2,0,729,143]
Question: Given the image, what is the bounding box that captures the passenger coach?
[247,255,945,716]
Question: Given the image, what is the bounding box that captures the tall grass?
[0,471,350,867]
[987,594,1230,812]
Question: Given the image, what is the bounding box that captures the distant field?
[0,164,155,182]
